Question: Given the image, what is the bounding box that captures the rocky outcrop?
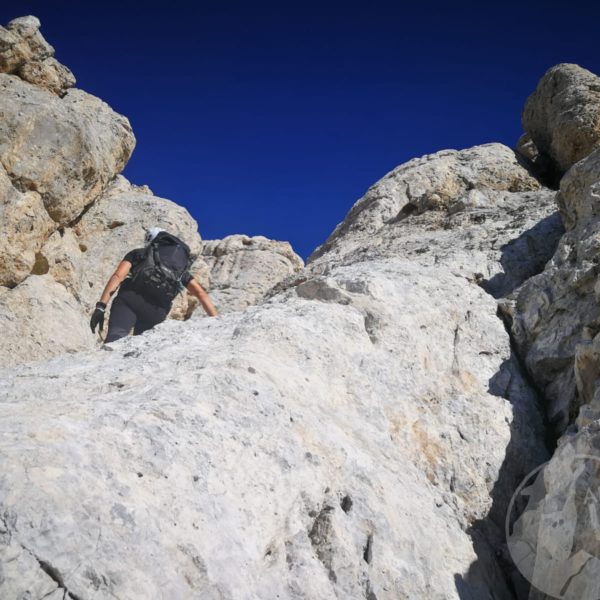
[0,164,53,287]
[0,74,135,225]
[507,147,600,435]
[199,235,304,313]
[0,16,54,74]
[0,15,75,95]
[307,143,562,299]
[310,144,541,262]
[0,17,302,369]
[0,128,556,597]
[6,16,600,598]
[501,73,600,598]
[0,217,549,599]
[522,63,600,175]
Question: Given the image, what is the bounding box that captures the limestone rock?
[0,18,571,597]
[509,147,600,435]
[306,144,559,301]
[0,274,93,369]
[18,57,76,95]
[556,145,600,231]
[310,143,541,264]
[0,74,135,224]
[0,164,53,287]
[0,137,555,598]
[522,63,600,174]
[504,423,600,599]
[0,16,53,74]
[198,235,304,313]
[0,254,547,599]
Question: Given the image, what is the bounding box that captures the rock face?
[310,143,541,262]
[522,63,600,175]
[0,74,135,224]
[5,16,600,599]
[0,275,93,370]
[508,147,600,435]
[308,143,562,300]
[0,164,53,287]
[0,135,556,598]
[0,230,548,599]
[199,235,304,313]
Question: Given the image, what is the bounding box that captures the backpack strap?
[151,241,184,282]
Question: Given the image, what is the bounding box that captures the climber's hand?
[90,302,107,334]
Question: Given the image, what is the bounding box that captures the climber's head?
[144,227,165,246]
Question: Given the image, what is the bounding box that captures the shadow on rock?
[482,213,564,299]
[454,353,554,599]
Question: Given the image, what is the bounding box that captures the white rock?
[0,274,94,369]
[0,141,554,597]
[199,235,304,313]
[310,143,541,264]
[510,147,600,434]
[0,255,547,599]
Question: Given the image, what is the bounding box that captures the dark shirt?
[118,247,193,307]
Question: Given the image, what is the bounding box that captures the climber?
[89,227,218,343]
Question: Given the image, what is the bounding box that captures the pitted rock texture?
[522,63,600,174]
[0,163,53,287]
[0,275,93,369]
[17,56,76,95]
[0,252,548,599]
[0,74,135,224]
[310,143,542,263]
[304,144,561,301]
[0,16,53,74]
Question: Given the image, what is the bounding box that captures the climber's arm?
[186,278,218,317]
[99,261,132,305]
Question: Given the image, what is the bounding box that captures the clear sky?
[2,1,600,259]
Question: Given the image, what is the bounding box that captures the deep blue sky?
[2,2,600,259]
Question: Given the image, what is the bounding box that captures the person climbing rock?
[90,227,218,343]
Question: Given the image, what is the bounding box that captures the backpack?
[129,232,191,302]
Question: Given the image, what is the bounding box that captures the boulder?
[522,63,600,174]
[0,16,53,74]
[0,74,135,224]
[198,235,304,313]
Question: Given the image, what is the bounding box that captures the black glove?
[90,302,107,334]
